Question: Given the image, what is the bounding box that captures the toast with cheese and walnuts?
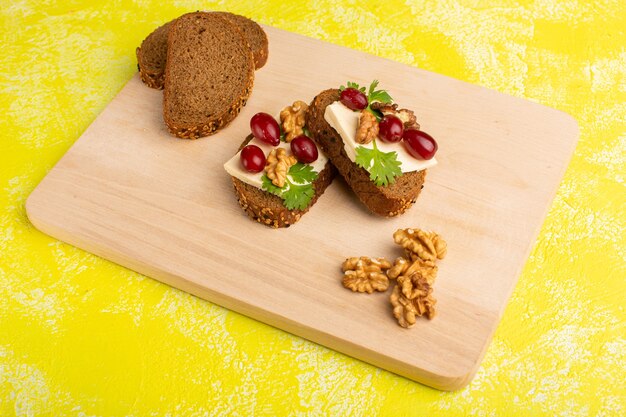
[306,85,437,217]
[225,103,336,228]
[231,136,336,228]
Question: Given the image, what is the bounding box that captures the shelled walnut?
[355,110,379,144]
[280,100,308,142]
[390,283,436,328]
[393,228,447,262]
[387,257,437,287]
[265,148,297,188]
[386,256,409,280]
[342,257,392,293]
[397,271,433,300]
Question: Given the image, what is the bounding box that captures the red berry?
[402,129,438,160]
[340,88,368,110]
[250,112,280,146]
[378,115,404,143]
[290,135,318,163]
[240,145,266,173]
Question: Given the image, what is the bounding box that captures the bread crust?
[137,62,164,89]
[231,135,336,228]
[163,12,255,139]
[306,89,426,217]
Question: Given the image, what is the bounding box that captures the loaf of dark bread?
[163,12,255,139]
[231,135,336,228]
[136,12,268,90]
[306,89,426,217]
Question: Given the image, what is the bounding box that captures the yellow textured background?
[1,0,625,415]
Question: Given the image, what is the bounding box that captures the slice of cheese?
[323,101,437,173]
[224,137,328,189]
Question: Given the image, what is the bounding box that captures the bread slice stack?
[136,12,268,90]
[136,12,268,139]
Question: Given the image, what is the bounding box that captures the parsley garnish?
[367,80,393,105]
[261,163,318,210]
[355,140,402,187]
[288,162,318,183]
[338,80,401,184]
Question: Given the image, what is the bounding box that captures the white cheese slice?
[224,137,328,189]
[323,101,437,173]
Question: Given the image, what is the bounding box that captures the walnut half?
[393,228,447,262]
[342,256,392,293]
[355,110,379,144]
[265,148,297,188]
[390,283,436,328]
[387,256,437,286]
[280,100,309,142]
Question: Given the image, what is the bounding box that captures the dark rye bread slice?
[232,135,336,228]
[213,12,268,69]
[136,21,172,89]
[163,12,255,139]
[306,89,426,217]
[136,12,268,90]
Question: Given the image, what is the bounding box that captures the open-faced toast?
[230,136,335,228]
[225,103,336,228]
[306,82,438,217]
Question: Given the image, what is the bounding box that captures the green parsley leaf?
[367,79,393,104]
[354,140,402,187]
[261,163,319,210]
[282,182,315,211]
[261,174,283,196]
[288,162,318,184]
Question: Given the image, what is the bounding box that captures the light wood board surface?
[26,25,579,391]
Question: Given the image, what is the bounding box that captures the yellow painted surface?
[0,0,624,415]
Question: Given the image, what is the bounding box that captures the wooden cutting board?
[25,25,578,391]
